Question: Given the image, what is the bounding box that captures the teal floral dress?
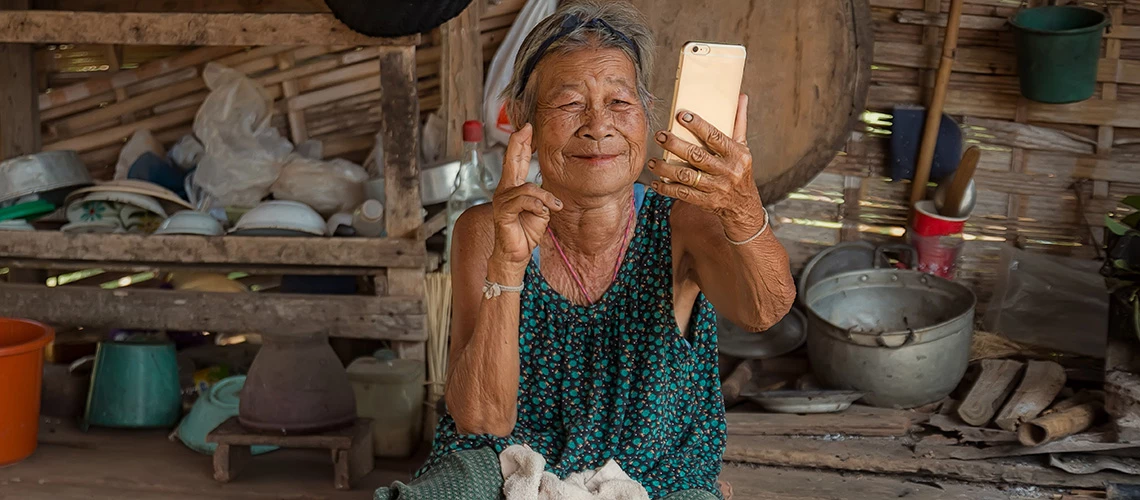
[381,186,725,500]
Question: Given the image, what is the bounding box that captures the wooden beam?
[0,283,426,339]
[0,232,425,269]
[0,0,40,160]
[378,45,426,361]
[0,11,420,46]
[727,406,923,438]
[440,1,483,158]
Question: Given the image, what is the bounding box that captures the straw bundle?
[424,271,452,440]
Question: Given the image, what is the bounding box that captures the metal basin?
[0,151,92,206]
[717,307,806,360]
[804,268,976,409]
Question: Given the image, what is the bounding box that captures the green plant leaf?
[1108,215,1135,236]
[1123,195,1140,211]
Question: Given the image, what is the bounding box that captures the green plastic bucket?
[1011,6,1109,104]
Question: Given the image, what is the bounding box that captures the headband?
[515,14,642,99]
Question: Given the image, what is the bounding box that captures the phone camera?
[692,46,699,53]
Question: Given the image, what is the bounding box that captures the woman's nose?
[578,109,615,140]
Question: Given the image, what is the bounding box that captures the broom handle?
[909,0,966,207]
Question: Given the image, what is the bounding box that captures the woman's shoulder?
[451,203,496,262]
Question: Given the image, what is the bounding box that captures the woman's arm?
[444,209,522,437]
[444,124,561,437]
[648,94,796,330]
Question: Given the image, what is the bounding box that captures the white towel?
[500,445,650,500]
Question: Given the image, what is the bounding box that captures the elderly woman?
[377,1,794,499]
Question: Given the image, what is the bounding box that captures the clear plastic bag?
[271,156,368,217]
[169,135,205,171]
[983,245,1109,358]
[193,63,294,207]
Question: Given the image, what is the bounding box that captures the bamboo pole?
[908,0,965,207]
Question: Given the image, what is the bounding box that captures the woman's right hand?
[491,124,562,267]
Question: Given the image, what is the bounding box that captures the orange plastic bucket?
[0,318,54,466]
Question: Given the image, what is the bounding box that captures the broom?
[424,272,452,442]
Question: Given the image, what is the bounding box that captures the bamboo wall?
[34,0,523,177]
[771,0,1139,306]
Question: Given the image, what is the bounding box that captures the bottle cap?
[463,120,483,143]
[358,199,384,221]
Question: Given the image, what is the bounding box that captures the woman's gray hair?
[502,0,656,127]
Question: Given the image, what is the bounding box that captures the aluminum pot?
[0,150,92,206]
[803,248,976,409]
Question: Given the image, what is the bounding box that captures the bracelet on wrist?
[483,279,524,299]
[724,207,770,246]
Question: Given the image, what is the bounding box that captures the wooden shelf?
[0,11,421,46]
[0,283,425,340]
[0,232,424,274]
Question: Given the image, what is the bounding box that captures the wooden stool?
[206,417,374,490]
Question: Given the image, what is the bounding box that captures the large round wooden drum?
[631,0,872,204]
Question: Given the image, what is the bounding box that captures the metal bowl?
[797,242,889,305]
[0,151,93,206]
[717,306,807,360]
[744,390,865,414]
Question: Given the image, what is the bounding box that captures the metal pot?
[0,150,92,206]
[803,247,976,409]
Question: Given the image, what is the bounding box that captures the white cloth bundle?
[500,445,649,500]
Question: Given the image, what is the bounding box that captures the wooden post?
[440,1,484,159]
[379,45,426,361]
[0,0,40,160]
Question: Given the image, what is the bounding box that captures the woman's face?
[530,46,647,198]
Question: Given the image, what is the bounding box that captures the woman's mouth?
[571,154,620,166]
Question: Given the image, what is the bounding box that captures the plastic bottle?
[352,199,385,237]
[444,121,493,270]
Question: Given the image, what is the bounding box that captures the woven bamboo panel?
[771,0,1138,304]
[35,0,522,176]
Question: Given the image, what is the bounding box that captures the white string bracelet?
[725,207,770,246]
[483,279,524,299]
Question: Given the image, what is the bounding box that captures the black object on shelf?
[324,0,474,37]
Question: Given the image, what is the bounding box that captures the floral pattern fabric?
[419,188,726,500]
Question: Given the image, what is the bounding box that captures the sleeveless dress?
[382,186,726,500]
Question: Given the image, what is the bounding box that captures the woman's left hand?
[648,94,764,228]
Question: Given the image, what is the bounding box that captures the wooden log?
[728,406,922,437]
[0,283,426,340]
[0,0,40,160]
[0,232,424,269]
[721,360,756,407]
[0,11,421,47]
[957,359,1025,426]
[994,360,1067,432]
[1019,403,1103,447]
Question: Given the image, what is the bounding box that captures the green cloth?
[374,448,717,500]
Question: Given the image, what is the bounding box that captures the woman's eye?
[559,102,585,111]
[610,100,633,110]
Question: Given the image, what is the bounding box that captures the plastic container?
[176,375,277,455]
[347,350,425,458]
[910,201,967,279]
[83,340,182,429]
[0,318,55,466]
[1011,6,1109,104]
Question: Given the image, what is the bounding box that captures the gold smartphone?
[664,41,747,165]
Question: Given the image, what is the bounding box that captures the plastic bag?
[982,245,1109,358]
[114,130,165,180]
[271,156,368,217]
[193,63,294,207]
[482,0,558,146]
[169,135,205,171]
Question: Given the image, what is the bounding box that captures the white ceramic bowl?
[231,200,326,236]
[76,191,167,218]
[155,211,224,236]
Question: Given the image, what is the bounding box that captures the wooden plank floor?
[0,420,1070,500]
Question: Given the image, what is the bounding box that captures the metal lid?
[347,354,424,383]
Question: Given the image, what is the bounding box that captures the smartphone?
[664,42,747,165]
